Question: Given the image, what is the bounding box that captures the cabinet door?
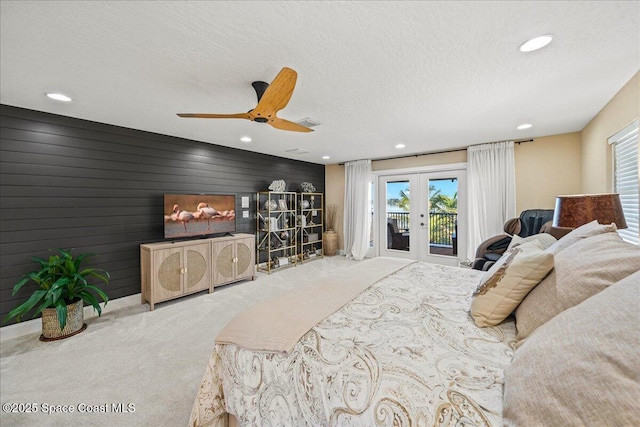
[235,238,255,281]
[184,242,211,293]
[154,247,184,302]
[212,241,235,286]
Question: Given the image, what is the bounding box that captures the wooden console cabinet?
[141,233,255,310]
[212,234,255,287]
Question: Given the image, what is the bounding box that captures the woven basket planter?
[40,299,86,341]
[323,231,338,256]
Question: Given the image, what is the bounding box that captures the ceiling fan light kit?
[178,67,314,133]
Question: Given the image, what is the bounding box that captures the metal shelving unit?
[296,192,324,262]
[256,191,298,273]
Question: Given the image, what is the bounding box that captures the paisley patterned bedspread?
[190,261,517,427]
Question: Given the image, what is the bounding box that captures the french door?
[377,169,466,266]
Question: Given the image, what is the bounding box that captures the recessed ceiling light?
[322,155,330,160]
[519,35,553,52]
[46,93,72,102]
[395,143,406,149]
[517,123,533,130]
[240,136,252,143]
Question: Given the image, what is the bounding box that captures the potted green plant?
[3,248,109,341]
[323,204,339,256]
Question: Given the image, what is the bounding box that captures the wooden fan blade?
[269,118,314,133]
[252,67,297,119]
[177,113,252,119]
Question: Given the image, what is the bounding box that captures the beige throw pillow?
[504,271,640,426]
[515,231,640,341]
[471,241,553,327]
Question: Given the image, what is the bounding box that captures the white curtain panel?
[343,159,372,261]
[467,141,516,260]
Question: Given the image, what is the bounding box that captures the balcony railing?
[386,211,458,247]
[429,212,457,246]
[387,211,410,232]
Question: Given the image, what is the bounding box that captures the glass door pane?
[369,181,375,249]
[427,178,458,257]
[386,180,410,252]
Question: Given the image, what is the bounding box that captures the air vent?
[295,117,321,128]
[285,148,310,155]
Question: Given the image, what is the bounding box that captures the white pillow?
[507,233,557,251]
[546,220,617,255]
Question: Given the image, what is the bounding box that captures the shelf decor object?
[300,182,316,193]
[268,180,286,192]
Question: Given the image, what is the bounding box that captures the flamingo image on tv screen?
[164,194,236,239]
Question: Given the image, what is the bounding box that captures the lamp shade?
[553,193,627,229]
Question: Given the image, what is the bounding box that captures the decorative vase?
[323,230,338,256]
[40,299,87,341]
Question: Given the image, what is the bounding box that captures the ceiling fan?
[177,67,313,133]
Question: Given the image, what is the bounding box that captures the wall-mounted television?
[164,194,236,239]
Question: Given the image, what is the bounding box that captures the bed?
[192,221,640,426]
[189,257,516,426]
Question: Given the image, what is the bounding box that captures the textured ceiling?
[1,1,638,164]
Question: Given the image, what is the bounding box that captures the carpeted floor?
[0,255,354,427]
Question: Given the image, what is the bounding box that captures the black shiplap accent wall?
[0,104,324,324]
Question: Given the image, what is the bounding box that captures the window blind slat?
[613,121,639,245]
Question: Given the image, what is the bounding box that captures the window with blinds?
[610,120,639,245]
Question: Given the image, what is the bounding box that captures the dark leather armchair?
[387,218,409,250]
[472,209,554,271]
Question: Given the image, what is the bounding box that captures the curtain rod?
[338,139,534,165]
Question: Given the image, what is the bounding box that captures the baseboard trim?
[0,293,142,343]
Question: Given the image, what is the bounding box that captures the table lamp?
[553,193,628,229]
